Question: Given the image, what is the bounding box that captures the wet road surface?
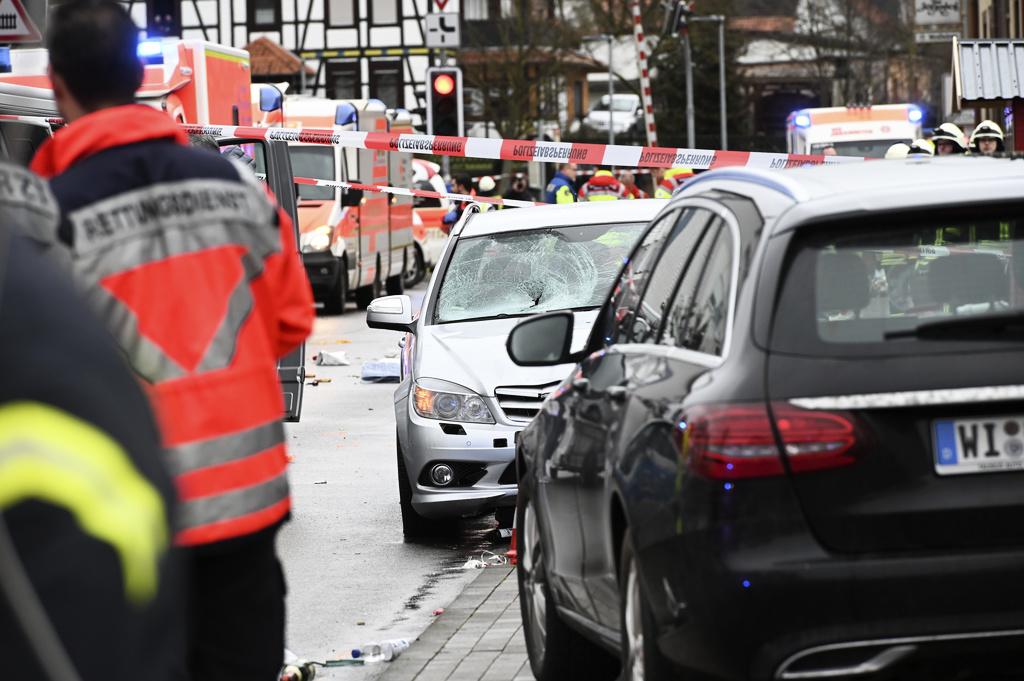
[279,284,509,678]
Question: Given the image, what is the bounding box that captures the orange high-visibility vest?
[32,105,315,546]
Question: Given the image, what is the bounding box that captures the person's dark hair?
[454,175,471,190]
[47,0,143,110]
[189,134,221,152]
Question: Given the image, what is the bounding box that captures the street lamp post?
[607,35,615,146]
[583,33,615,146]
[691,14,727,150]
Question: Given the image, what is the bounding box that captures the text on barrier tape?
[180,124,867,170]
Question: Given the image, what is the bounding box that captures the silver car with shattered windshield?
[367,200,664,536]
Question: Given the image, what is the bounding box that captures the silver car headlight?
[413,384,494,424]
[301,225,332,253]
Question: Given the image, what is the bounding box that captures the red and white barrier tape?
[0,115,63,125]
[293,176,543,208]
[0,114,864,170]
[632,0,658,147]
[182,124,864,170]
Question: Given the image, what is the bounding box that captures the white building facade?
[122,0,455,111]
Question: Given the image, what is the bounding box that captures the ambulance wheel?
[322,265,348,316]
[403,243,425,289]
[355,271,381,310]
[385,273,404,296]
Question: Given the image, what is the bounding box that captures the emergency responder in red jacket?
[0,229,182,681]
[578,169,627,201]
[619,170,648,199]
[31,3,314,679]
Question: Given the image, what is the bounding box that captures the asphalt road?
[279,284,507,678]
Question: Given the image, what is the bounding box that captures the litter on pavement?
[360,359,401,382]
[314,350,350,366]
[461,551,509,570]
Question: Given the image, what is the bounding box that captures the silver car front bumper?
[395,393,520,519]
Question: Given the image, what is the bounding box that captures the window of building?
[328,0,356,26]
[371,0,399,24]
[248,0,280,30]
[370,60,403,108]
[464,0,516,20]
[464,0,489,19]
[464,0,487,19]
[326,61,360,100]
[573,81,584,120]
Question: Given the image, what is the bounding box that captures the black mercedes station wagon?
[506,158,1024,681]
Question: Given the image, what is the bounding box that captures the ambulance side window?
[0,122,50,167]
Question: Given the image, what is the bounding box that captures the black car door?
[217,137,306,422]
[576,206,721,630]
[534,208,681,621]
[618,204,743,634]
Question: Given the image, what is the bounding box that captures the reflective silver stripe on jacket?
[178,470,289,530]
[66,178,282,383]
[0,162,60,246]
[67,178,275,260]
[165,420,286,476]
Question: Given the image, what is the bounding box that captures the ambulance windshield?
[288,146,335,201]
[811,140,908,158]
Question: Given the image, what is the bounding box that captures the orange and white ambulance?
[410,157,450,282]
[254,88,415,313]
[0,38,252,162]
[786,104,923,158]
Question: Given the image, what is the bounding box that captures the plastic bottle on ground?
[351,638,410,662]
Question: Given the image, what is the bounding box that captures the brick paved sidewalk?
[378,566,535,681]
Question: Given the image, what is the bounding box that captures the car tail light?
[678,403,857,480]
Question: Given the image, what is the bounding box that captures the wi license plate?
[933,416,1024,475]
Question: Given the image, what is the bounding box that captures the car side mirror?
[341,188,363,207]
[366,295,416,334]
[507,311,575,366]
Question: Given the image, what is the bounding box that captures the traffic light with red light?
[146,0,182,36]
[426,67,463,137]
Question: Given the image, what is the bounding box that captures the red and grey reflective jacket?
[32,105,314,546]
[578,172,626,201]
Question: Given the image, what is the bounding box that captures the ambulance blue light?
[137,40,163,58]
[908,106,923,123]
[259,86,282,112]
[794,112,811,128]
[335,102,358,126]
[0,47,10,74]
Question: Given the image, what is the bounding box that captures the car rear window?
[771,214,1024,356]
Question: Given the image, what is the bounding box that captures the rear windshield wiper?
[884,311,1024,340]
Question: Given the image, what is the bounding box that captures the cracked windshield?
[435,223,645,323]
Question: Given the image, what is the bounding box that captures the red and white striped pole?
[632,0,658,147]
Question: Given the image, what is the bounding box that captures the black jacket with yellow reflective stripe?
[0,233,182,681]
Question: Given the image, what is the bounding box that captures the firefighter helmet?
[931,123,967,154]
[907,138,935,157]
[969,120,1005,153]
[884,143,910,159]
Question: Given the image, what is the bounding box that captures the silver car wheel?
[624,558,645,681]
[521,500,547,660]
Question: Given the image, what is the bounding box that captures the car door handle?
[605,385,628,402]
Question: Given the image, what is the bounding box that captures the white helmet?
[884,143,910,159]
[969,120,1005,153]
[907,138,935,157]
[477,176,496,193]
[931,123,967,153]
